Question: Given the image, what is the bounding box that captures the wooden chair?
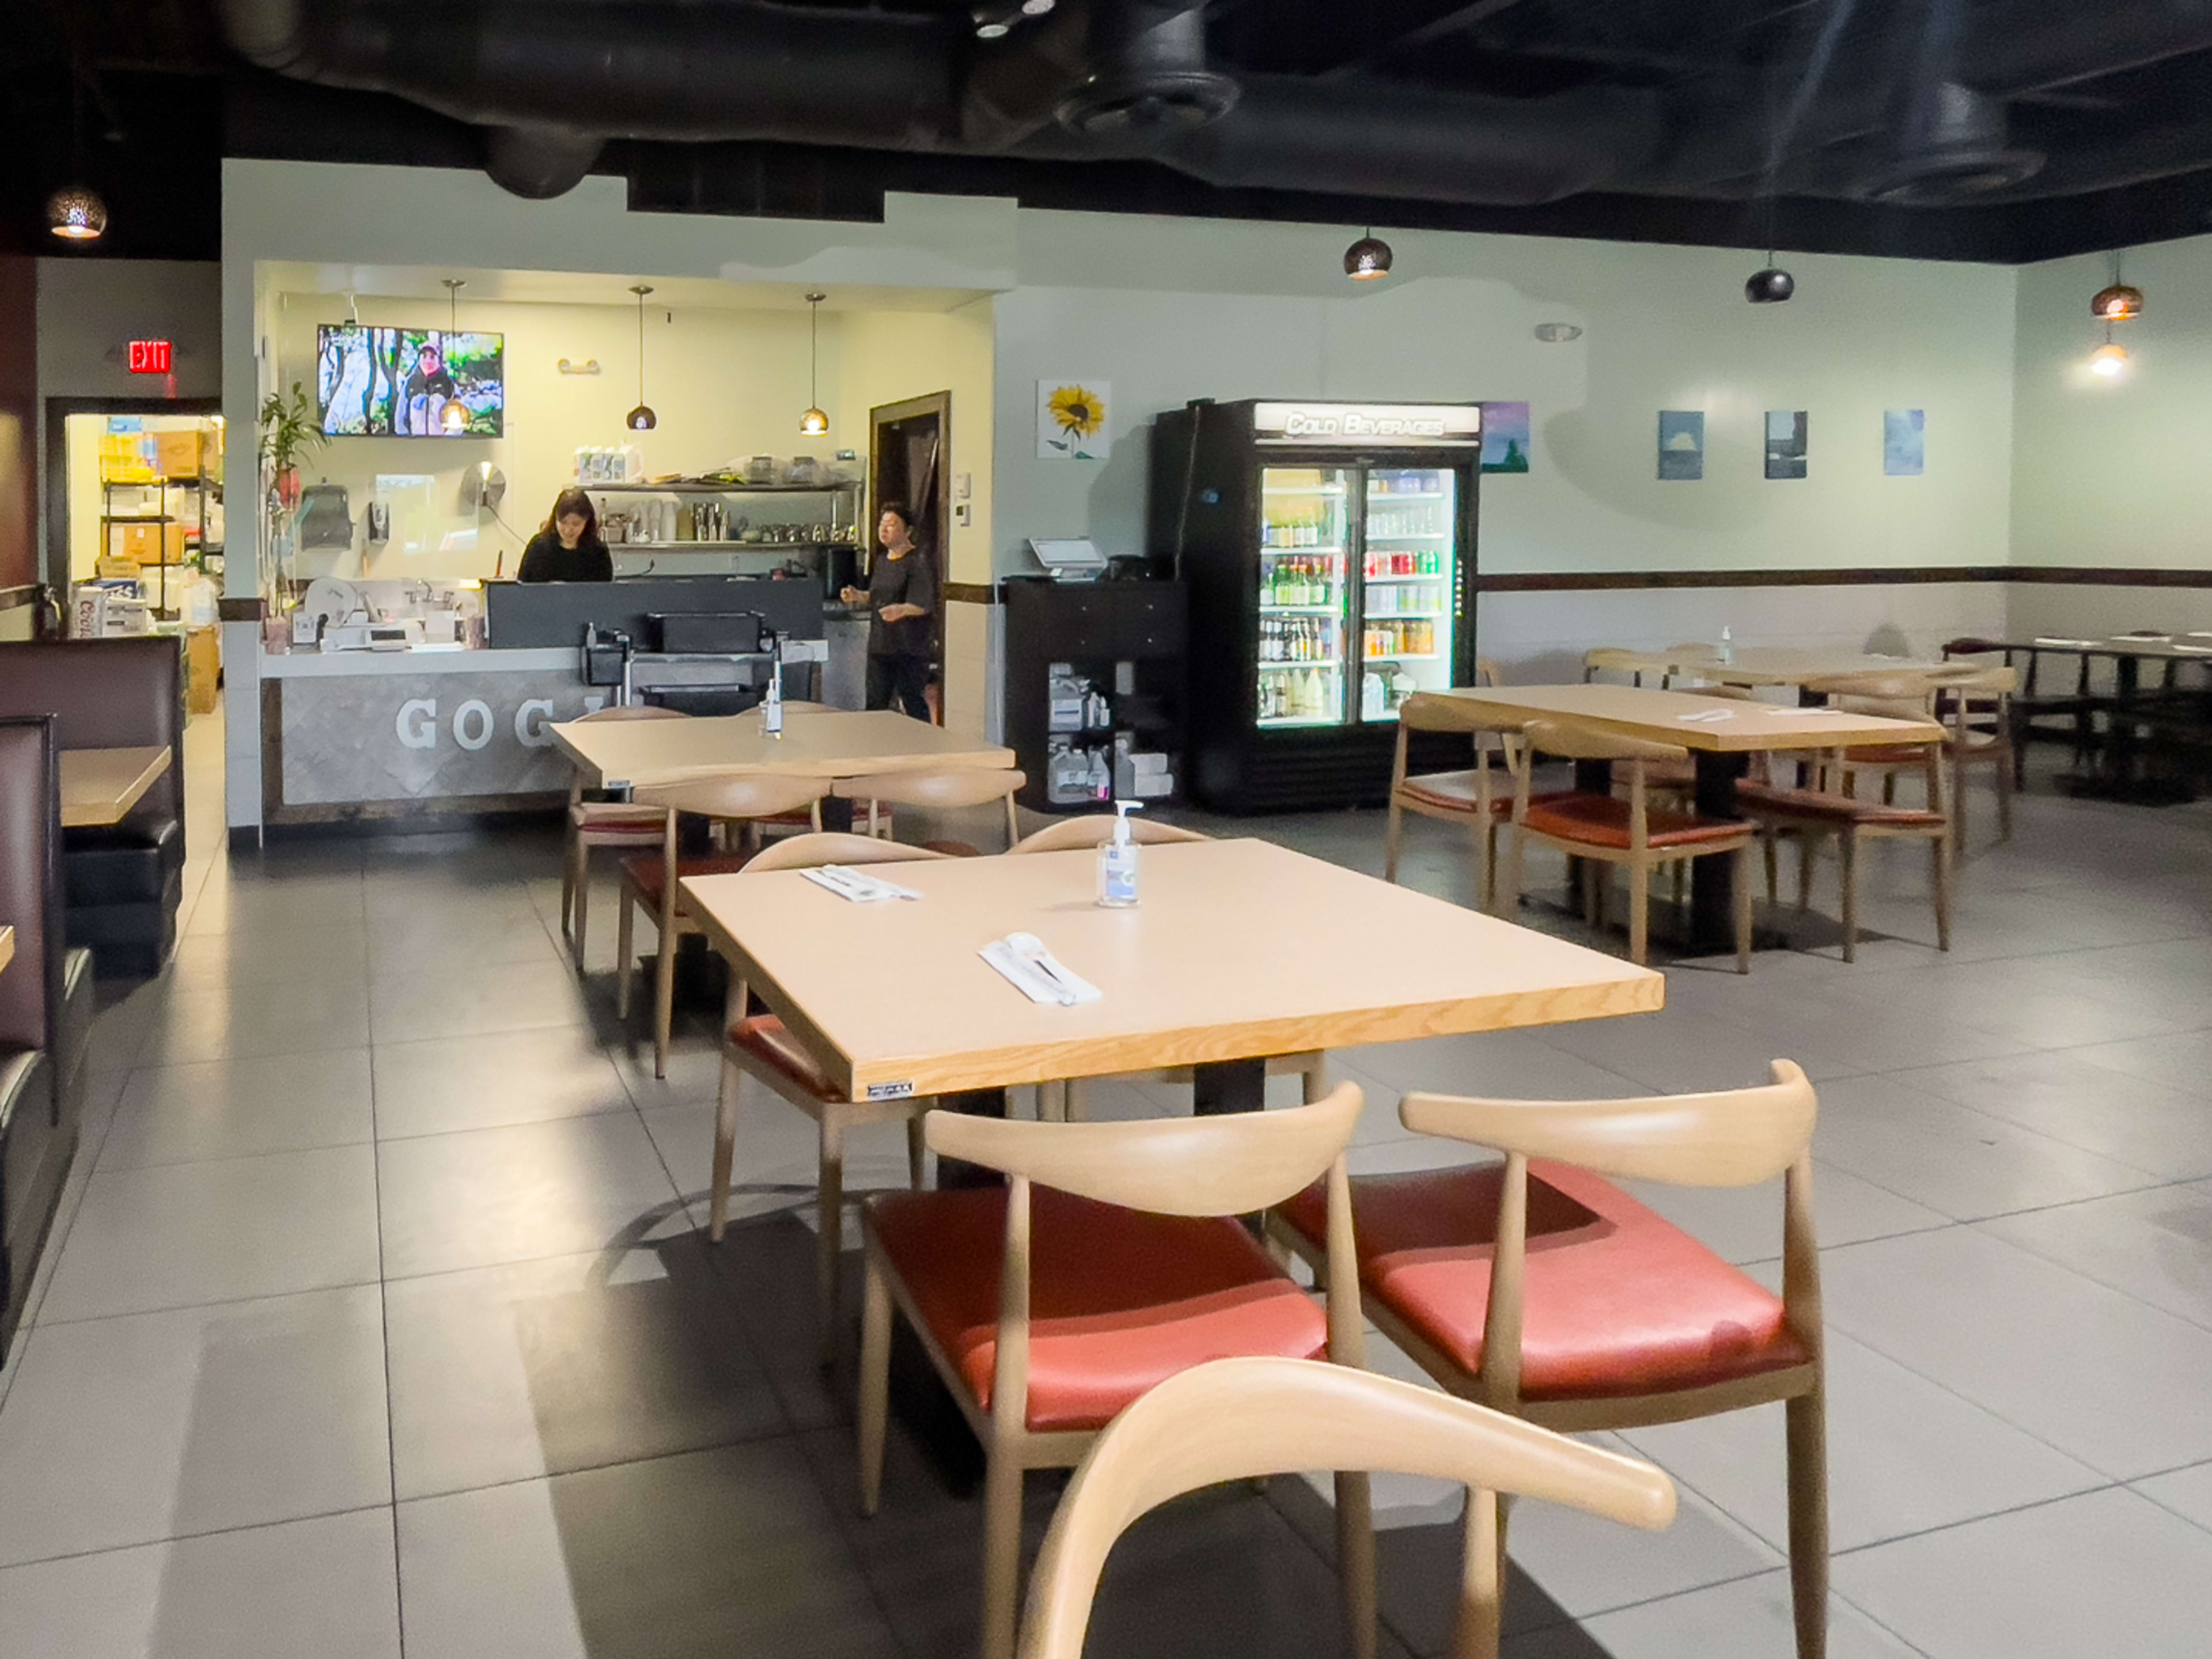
[559,704,692,970]
[616,770,833,1078]
[1733,741,1952,963]
[1268,1062,1825,1659]
[1003,822,1321,1118]
[1657,641,1721,690]
[1009,816,1210,854]
[1945,636,2099,785]
[707,832,954,1357]
[1500,720,1756,972]
[1019,1357,1676,1659]
[1935,664,2016,844]
[1382,692,1533,912]
[834,766,1028,855]
[1802,671,1942,808]
[1582,646,1643,685]
[858,1085,1372,1659]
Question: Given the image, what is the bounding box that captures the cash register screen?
[1029,538,1108,579]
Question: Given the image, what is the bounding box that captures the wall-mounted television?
[316,324,505,437]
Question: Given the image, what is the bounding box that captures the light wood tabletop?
[1601,646,1943,688]
[682,838,1664,1100]
[1440,683,1942,752]
[550,707,1016,790]
[0,926,13,978]
[60,746,173,828]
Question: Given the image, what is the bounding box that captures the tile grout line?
[365,988,409,1658]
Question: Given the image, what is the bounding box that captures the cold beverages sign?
[1253,402,1481,446]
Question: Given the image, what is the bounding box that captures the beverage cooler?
[1147,398,1480,811]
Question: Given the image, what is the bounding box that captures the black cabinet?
[1002,579,1187,813]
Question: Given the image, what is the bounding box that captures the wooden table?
[60,747,172,829]
[1986,635,2212,801]
[550,707,1015,791]
[0,926,13,979]
[1442,683,1942,949]
[1602,645,1942,690]
[683,838,1663,1111]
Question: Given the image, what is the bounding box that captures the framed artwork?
[1657,410,1705,480]
[1765,410,1809,480]
[1479,401,1531,473]
[1037,380,1110,460]
[1884,408,1926,476]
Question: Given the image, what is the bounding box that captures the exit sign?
[127,339,173,374]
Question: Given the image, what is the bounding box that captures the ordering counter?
[256,575,846,826]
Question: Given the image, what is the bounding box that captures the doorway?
[44,396,225,624]
[869,391,950,724]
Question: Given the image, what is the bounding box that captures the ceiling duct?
[1054,0,1238,137]
[1855,79,2042,204]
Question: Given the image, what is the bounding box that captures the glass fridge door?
[1357,464,1459,722]
[1255,465,1351,728]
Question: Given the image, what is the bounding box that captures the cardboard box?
[185,626,221,714]
[155,429,203,479]
[112,522,188,563]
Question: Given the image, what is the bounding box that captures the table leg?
[1192,1059,1267,1116]
[1691,751,1751,950]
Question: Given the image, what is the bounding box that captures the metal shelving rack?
[100,465,220,620]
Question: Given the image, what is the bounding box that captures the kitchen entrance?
[869,391,950,724]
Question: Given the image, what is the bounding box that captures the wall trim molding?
[1478,566,2212,593]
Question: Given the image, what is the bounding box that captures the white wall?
[992,214,2018,584]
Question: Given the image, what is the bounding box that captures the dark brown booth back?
[0,715,61,1054]
[0,638,184,851]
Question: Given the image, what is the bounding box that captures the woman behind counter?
[517,487,614,582]
[840,501,936,718]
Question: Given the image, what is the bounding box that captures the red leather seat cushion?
[868,1187,1326,1432]
[1733,782,1942,828]
[622,850,756,905]
[728,1014,843,1101]
[1277,1160,1808,1403]
[1521,793,1747,850]
[1838,744,1931,767]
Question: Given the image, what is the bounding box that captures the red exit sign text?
[127,339,173,374]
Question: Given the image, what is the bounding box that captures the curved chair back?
[1403,1060,1815,1189]
[741,832,954,874]
[1582,647,1641,682]
[1801,670,1941,721]
[577,703,691,722]
[928,1082,1363,1218]
[1010,816,1210,854]
[832,766,1027,810]
[1521,718,1685,767]
[1020,1357,1676,1659]
[633,770,832,824]
[1399,692,1524,738]
[1474,656,1504,687]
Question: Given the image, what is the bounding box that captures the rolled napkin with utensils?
[980,933,1103,1005]
[802,865,922,903]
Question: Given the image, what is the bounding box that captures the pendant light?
[2091,251,2143,321]
[438,279,469,433]
[1343,229,1393,281]
[626,285,657,431]
[2090,319,2129,378]
[799,292,830,436]
[47,74,107,243]
[1745,251,1795,303]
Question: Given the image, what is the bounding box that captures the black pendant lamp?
[438,279,469,433]
[1343,229,1393,281]
[1745,251,1794,303]
[47,75,106,243]
[799,292,830,436]
[626,285,657,431]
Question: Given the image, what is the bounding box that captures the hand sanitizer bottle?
[1717,626,1734,667]
[1097,801,1142,908]
[762,656,784,738]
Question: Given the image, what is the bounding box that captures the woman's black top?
[517,532,613,583]
[865,546,936,657]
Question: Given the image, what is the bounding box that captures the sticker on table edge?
[866,1080,916,1101]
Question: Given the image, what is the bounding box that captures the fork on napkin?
[980,935,1102,1006]
[802,865,922,903]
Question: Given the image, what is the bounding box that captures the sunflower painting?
[1037,380,1111,460]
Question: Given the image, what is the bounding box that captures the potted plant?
[257,381,322,510]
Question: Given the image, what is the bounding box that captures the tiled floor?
[5,713,2212,1658]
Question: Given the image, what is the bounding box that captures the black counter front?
[483,576,827,651]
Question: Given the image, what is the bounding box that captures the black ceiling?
[13,0,2212,265]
